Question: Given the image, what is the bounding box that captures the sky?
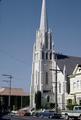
[0,0,81,93]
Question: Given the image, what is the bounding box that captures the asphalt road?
[1,115,64,120]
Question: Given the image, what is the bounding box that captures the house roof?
[0,88,29,96]
[56,54,81,76]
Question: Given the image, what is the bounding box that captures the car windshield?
[75,107,81,110]
[78,107,81,110]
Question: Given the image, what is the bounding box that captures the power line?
[2,74,13,112]
[0,48,28,65]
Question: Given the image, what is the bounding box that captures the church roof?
[0,88,29,96]
[56,54,81,76]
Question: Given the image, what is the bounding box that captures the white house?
[68,64,81,105]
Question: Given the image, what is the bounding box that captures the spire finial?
[40,0,48,32]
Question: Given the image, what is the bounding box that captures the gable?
[73,64,81,75]
[56,54,81,76]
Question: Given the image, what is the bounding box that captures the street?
[1,115,64,120]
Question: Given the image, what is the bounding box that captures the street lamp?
[2,74,13,112]
[50,54,62,113]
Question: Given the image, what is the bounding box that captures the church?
[30,0,81,110]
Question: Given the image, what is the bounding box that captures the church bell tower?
[30,0,55,109]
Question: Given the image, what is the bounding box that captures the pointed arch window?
[50,52,52,60]
[46,72,48,84]
[36,71,38,84]
[47,95,50,102]
[42,51,44,59]
[46,52,48,60]
[45,33,48,49]
[59,83,61,93]
[50,35,52,49]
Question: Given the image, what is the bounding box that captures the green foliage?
[50,103,55,109]
[44,103,50,109]
[66,103,78,110]
[45,103,55,109]
[22,96,30,107]
[66,99,78,110]
[42,103,55,109]
[35,91,41,110]
[66,104,78,110]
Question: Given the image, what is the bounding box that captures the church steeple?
[40,0,48,32]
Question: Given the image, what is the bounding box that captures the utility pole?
[55,60,58,113]
[2,74,13,112]
[50,54,61,113]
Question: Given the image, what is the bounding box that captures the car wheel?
[65,114,69,120]
[49,115,52,119]
[79,115,81,120]
[68,118,73,120]
[40,115,43,118]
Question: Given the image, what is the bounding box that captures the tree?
[35,91,41,110]
[50,103,55,109]
[66,99,78,110]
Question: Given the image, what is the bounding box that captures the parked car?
[17,107,32,117]
[8,110,18,116]
[62,106,81,120]
[36,110,61,119]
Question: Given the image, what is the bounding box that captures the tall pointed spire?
[40,0,48,32]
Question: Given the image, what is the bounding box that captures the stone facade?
[30,0,66,110]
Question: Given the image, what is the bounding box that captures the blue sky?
[0,0,81,92]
